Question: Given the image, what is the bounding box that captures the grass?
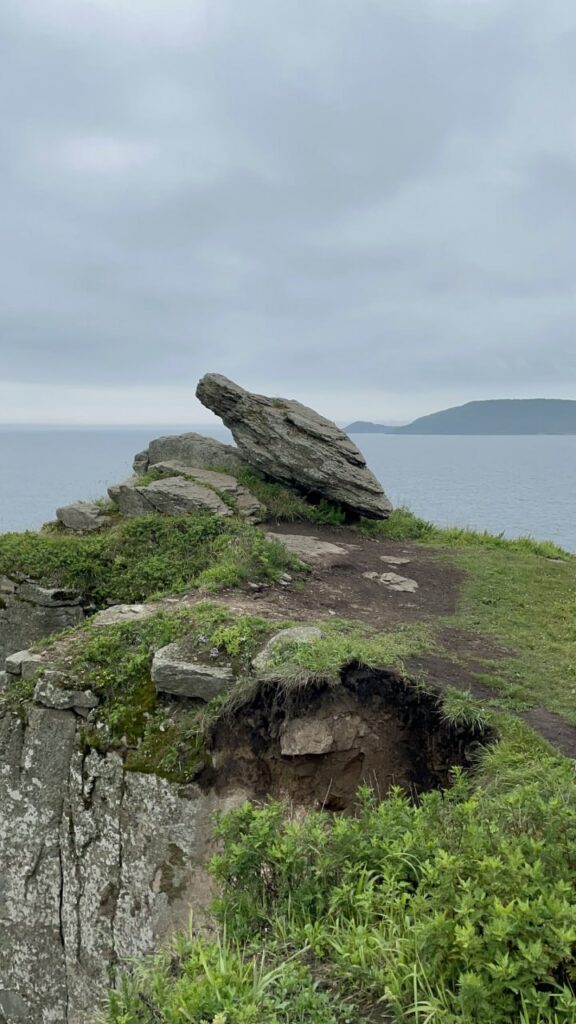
[65,604,278,780]
[235,469,347,526]
[104,722,576,1024]
[0,513,301,607]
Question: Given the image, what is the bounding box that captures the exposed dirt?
[203,664,494,813]
[251,522,464,628]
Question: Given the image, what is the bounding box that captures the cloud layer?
[1,0,575,423]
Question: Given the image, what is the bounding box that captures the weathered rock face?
[55,502,111,533]
[137,432,246,475]
[0,705,246,1024]
[152,638,235,700]
[108,476,235,519]
[0,576,85,662]
[196,373,392,519]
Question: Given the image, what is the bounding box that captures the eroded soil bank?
[205,664,494,812]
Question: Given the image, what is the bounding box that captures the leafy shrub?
[0,514,300,606]
[210,728,576,1023]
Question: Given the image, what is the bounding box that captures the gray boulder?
[140,432,246,474]
[5,649,44,680]
[151,463,263,522]
[152,638,235,700]
[56,501,111,533]
[108,477,234,519]
[196,374,392,519]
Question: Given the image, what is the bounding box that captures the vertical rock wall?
[0,706,243,1024]
[0,577,85,663]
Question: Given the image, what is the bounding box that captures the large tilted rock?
[196,374,392,519]
[136,432,246,475]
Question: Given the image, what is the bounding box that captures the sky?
[1,0,576,426]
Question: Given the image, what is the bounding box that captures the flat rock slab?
[380,555,411,566]
[91,603,159,628]
[152,462,263,521]
[56,501,111,533]
[363,570,419,593]
[253,625,323,671]
[266,532,350,564]
[34,675,99,716]
[109,477,234,518]
[152,639,235,700]
[196,373,392,519]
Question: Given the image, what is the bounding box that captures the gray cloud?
[1,0,576,422]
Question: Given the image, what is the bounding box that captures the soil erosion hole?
[206,664,494,813]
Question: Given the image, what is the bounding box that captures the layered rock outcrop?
[0,704,246,1024]
[196,373,391,519]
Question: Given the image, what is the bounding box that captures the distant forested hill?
[346,399,576,435]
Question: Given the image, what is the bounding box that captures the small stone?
[363,571,419,593]
[253,626,323,671]
[152,638,235,700]
[380,555,411,566]
[34,674,99,714]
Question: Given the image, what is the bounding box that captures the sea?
[0,427,575,552]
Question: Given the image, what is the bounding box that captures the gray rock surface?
[280,713,366,756]
[108,476,234,518]
[253,626,323,671]
[151,463,263,522]
[363,570,419,593]
[0,670,6,692]
[152,639,235,700]
[56,501,111,533]
[142,432,245,474]
[34,674,99,715]
[266,532,350,564]
[0,576,85,662]
[5,649,44,679]
[0,705,247,1023]
[196,373,392,519]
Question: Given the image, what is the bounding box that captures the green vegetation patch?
[71,604,279,781]
[260,618,433,680]
[105,722,576,1024]
[235,469,347,526]
[0,513,301,606]
[449,544,576,721]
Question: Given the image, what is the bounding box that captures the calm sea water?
[0,428,575,552]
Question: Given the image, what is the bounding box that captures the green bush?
[0,514,299,606]
[210,728,576,1023]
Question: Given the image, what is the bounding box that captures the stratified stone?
[0,579,85,662]
[151,463,263,522]
[144,432,245,473]
[108,477,234,519]
[152,639,235,700]
[56,501,111,533]
[196,373,392,519]
[253,626,323,671]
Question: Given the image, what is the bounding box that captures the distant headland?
[346,398,576,435]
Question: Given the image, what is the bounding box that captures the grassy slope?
[2,487,576,1022]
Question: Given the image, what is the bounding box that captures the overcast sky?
[1,0,575,425]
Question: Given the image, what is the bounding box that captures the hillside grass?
[0,513,301,606]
